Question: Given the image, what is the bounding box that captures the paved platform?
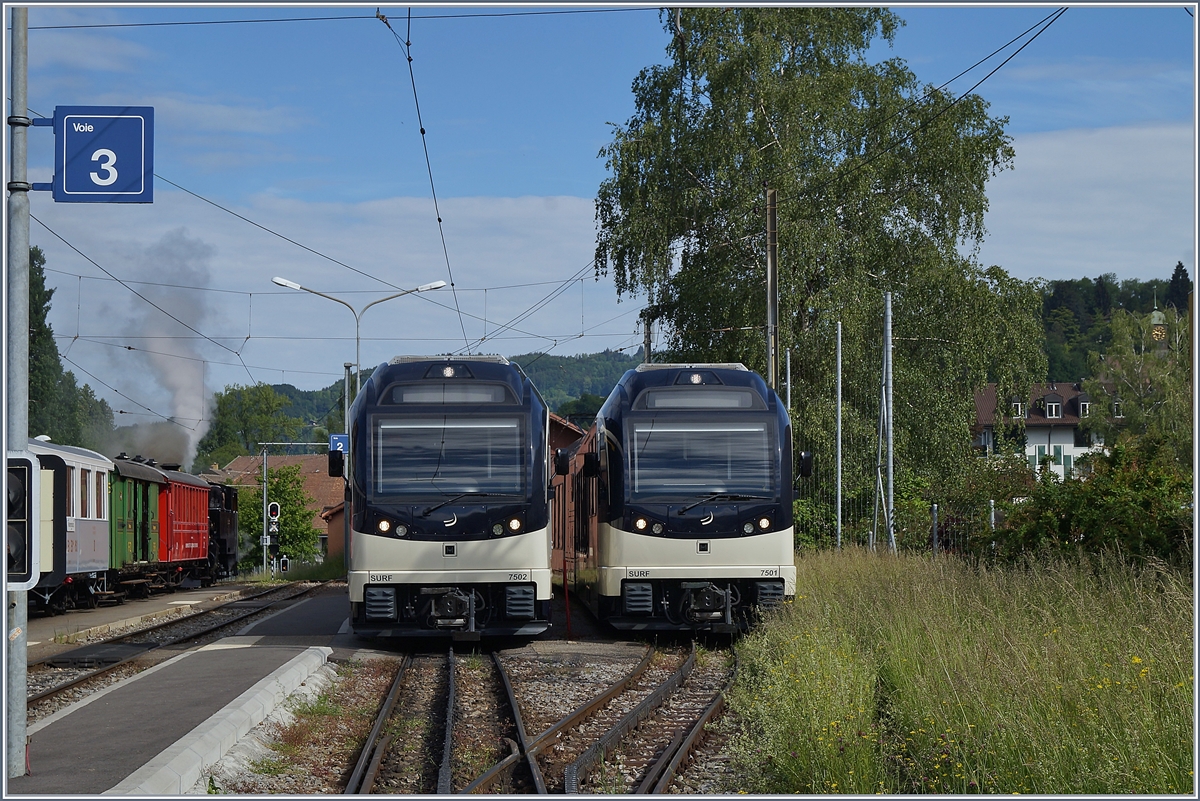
[7,638,330,796]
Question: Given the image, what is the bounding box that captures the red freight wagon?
[159,468,211,568]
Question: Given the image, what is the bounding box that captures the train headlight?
[757,517,772,530]
[634,517,649,531]
[651,522,665,535]
[742,522,755,534]
[395,524,407,537]
[492,523,504,536]
[507,517,523,533]
[377,519,391,534]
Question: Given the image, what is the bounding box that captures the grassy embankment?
[728,549,1193,794]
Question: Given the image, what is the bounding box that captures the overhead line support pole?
[766,188,779,391]
[7,6,31,779]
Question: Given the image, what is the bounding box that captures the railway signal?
[7,451,40,590]
[267,501,280,557]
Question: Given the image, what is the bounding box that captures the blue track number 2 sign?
[53,106,153,203]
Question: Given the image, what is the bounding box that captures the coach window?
[80,469,91,518]
[66,467,75,516]
[96,471,106,518]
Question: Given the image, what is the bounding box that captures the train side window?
[66,467,75,516]
[80,469,91,518]
[96,471,106,519]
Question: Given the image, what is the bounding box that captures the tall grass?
[728,549,1193,794]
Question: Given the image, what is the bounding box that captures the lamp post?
[272,276,445,395]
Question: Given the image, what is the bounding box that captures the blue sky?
[6,3,1196,452]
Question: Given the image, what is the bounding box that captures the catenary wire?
[31,213,259,384]
[23,7,654,30]
[378,8,472,351]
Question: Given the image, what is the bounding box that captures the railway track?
[342,641,736,794]
[27,581,334,712]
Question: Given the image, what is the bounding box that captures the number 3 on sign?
[90,149,118,186]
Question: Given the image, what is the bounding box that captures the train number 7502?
[508,572,529,581]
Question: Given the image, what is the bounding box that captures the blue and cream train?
[23,438,239,614]
[552,363,809,633]
[336,356,553,639]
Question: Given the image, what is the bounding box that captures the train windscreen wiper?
[678,493,771,514]
[421,492,507,516]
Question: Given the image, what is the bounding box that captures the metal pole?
[7,7,31,778]
[885,292,895,554]
[261,446,268,576]
[932,502,939,555]
[343,362,352,574]
[765,188,778,390]
[643,315,651,364]
[785,348,791,410]
[836,321,842,551]
[343,362,352,435]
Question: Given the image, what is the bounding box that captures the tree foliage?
[1083,307,1191,465]
[237,463,322,571]
[193,383,298,471]
[998,435,1192,561]
[27,246,115,449]
[595,7,1044,488]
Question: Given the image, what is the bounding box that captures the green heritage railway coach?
[23,439,238,613]
[335,356,554,639]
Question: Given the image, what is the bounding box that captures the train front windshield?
[627,419,776,500]
[372,415,526,498]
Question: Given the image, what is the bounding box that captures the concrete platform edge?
[101,645,333,796]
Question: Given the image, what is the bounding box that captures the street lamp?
[271,276,445,395]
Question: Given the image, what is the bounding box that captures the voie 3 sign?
[46,105,154,203]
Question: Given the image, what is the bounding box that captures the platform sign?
[53,106,153,203]
[330,434,348,453]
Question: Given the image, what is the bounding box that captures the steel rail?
[28,581,334,704]
[644,651,740,794]
[437,647,457,793]
[344,654,412,794]
[460,652,539,794]
[563,644,696,794]
[29,582,300,668]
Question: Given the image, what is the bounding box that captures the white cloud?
[974,123,1195,283]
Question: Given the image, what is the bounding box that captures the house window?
[1113,401,1124,418]
[1046,402,1061,419]
[1053,445,1063,466]
[1063,454,1073,475]
[1079,401,1090,417]
[1012,402,1025,418]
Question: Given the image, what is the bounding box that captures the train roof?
[387,354,510,366]
[26,438,115,469]
[608,362,776,412]
[634,362,749,372]
[159,468,211,489]
[110,456,169,484]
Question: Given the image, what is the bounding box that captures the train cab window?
[80,469,91,518]
[66,467,75,516]
[628,421,775,499]
[96,471,106,519]
[373,416,525,496]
